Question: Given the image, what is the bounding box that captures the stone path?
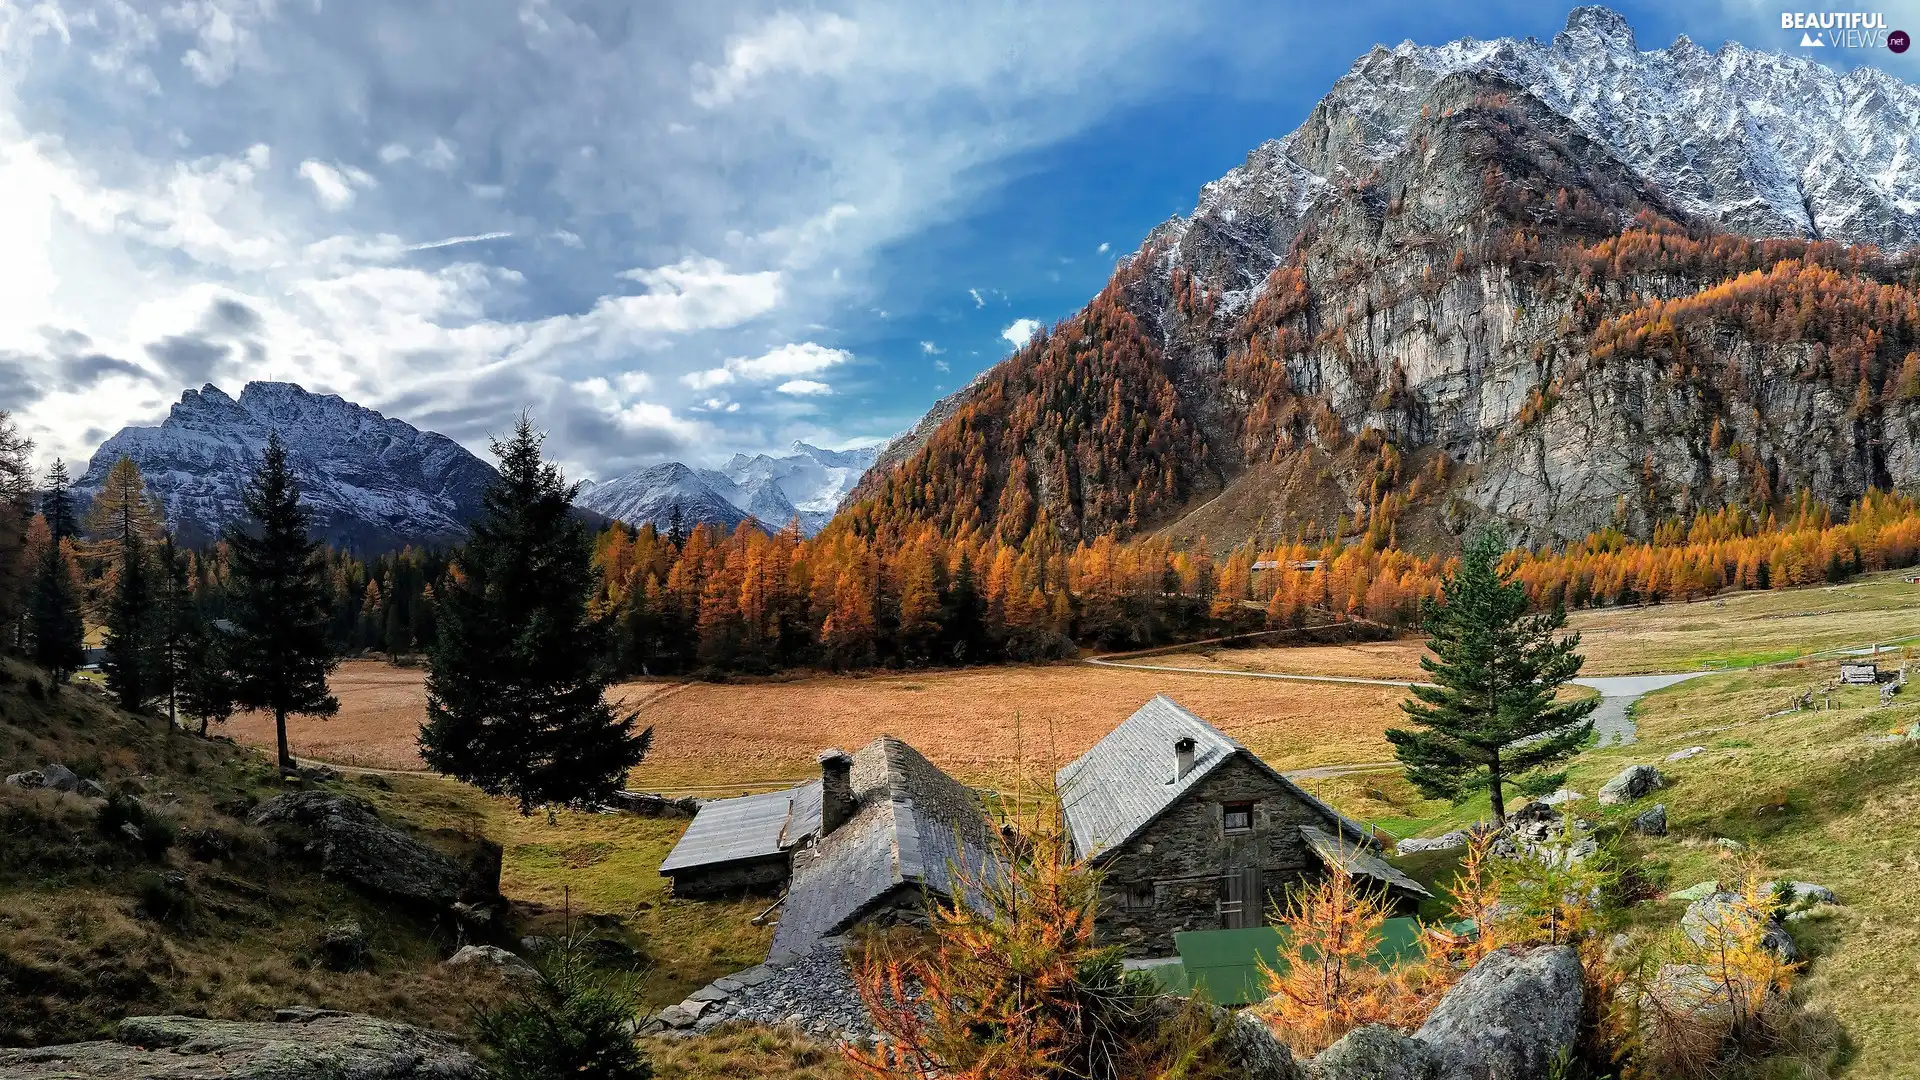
[1569,673,1710,746]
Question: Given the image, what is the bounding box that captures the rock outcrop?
[0,1011,482,1079]
[248,792,476,907]
[1681,892,1800,961]
[1598,765,1666,805]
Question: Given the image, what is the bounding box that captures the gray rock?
[1631,804,1668,836]
[1766,881,1836,909]
[732,964,775,988]
[1681,892,1800,962]
[688,983,731,1003]
[444,944,534,976]
[40,763,82,792]
[1313,1024,1436,1079]
[1395,831,1467,855]
[0,1011,482,1078]
[1598,765,1666,805]
[1665,880,1720,902]
[79,778,109,798]
[249,792,469,906]
[655,1005,699,1030]
[1666,746,1706,761]
[1217,1010,1307,1080]
[1413,945,1583,1080]
[677,998,713,1019]
[1538,788,1583,806]
[712,977,744,993]
[5,769,44,789]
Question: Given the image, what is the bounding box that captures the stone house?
[1057,695,1429,956]
[658,734,1005,962]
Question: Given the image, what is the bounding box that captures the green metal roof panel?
[1168,918,1429,1006]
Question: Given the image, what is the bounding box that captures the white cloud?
[550,229,583,248]
[728,341,847,379]
[682,367,733,390]
[1097,241,1109,253]
[298,160,364,210]
[420,137,458,171]
[969,287,985,308]
[934,358,950,372]
[1001,317,1041,346]
[776,379,831,395]
[603,256,783,335]
[693,12,860,108]
[377,142,411,164]
[919,340,941,354]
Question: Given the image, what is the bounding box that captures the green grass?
[364,774,769,1010]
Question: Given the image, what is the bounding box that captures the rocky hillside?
[78,383,496,554]
[851,7,1920,552]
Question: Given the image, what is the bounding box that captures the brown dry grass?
[229,661,1408,794]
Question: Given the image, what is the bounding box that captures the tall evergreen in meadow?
[1387,528,1596,824]
[226,435,338,774]
[29,461,85,680]
[421,417,651,815]
[102,523,157,713]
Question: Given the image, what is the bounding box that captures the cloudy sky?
[0,0,1911,480]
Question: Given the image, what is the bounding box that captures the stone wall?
[1092,755,1338,956]
[667,854,791,900]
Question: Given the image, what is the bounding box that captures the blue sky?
[1,0,1915,480]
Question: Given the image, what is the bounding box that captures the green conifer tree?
[226,434,338,774]
[29,461,85,680]
[1386,527,1596,824]
[102,524,157,713]
[421,416,651,815]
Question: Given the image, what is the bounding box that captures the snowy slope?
[77,382,495,553]
[578,441,878,536]
[1155,4,1920,290]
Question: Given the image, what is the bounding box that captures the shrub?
[848,793,1225,1080]
[95,793,175,859]
[476,935,652,1080]
[134,871,195,925]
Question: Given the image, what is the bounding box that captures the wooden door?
[1218,867,1264,929]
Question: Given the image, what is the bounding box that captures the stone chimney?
[1174,736,1196,781]
[818,749,856,837]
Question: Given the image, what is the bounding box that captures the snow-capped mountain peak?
[576,442,879,537]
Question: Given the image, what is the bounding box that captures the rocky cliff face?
[854,7,1920,550]
[77,382,495,553]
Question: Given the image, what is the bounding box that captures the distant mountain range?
[77,382,880,552]
[78,382,496,554]
[575,442,879,538]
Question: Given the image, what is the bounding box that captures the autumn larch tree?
[226,434,339,775]
[420,416,651,815]
[1386,527,1595,825]
[28,461,85,680]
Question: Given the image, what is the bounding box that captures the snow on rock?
[77,382,495,553]
[579,441,878,537]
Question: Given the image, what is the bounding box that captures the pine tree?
[157,535,192,731]
[421,417,652,815]
[102,523,158,713]
[178,615,238,737]
[1386,528,1596,824]
[28,462,85,679]
[0,411,32,637]
[226,434,338,774]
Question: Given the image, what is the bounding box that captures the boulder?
[1413,945,1584,1080]
[1395,831,1467,855]
[318,921,369,972]
[1630,804,1668,836]
[655,1004,700,1030]
[5,769,44,789]
[444,944,534,977]
[79,778,109,798]
[1598,764,1666,805]
[1665,880,1720,902]
[1767,881,1836,910]
[248,792,470,906]
[1666,746,1705,761]
[1505,800,1565,844]
[40,763,82,793]
[0,1011,483,1079]
[1681,892,1800,962]
[1312,1024,1437,1079]
[1538,789,1583,806]
[1216,1011,1308,1080]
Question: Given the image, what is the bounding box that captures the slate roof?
[1300,824,1433,899]
[770,736,1003,961]
[658,781,823,874]
[1056,694,1373,861]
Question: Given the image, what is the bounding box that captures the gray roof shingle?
[1055,694,1372,860]
[658,782,823,874]
[1300,824,1433,898]
[770,736,1003,961]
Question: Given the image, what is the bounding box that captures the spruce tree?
[226,434,338,774]
[102,524,158,713]
[28,461,85,680]
[0,411,32,636]
[157,535,192,731]
[421,417,651,815]
[1386,527,1596,825]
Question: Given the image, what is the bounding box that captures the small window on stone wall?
[1223,802,1254,832]
[1121,882,1156,910]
